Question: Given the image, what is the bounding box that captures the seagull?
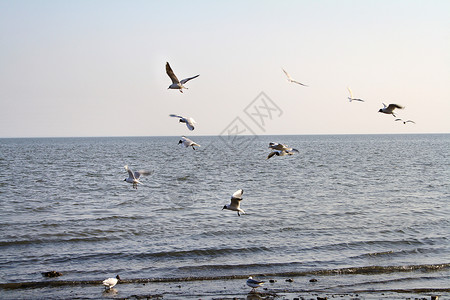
[166,62,199,93]
[267,149,299,159]
[178,136,201,150]
[246,276,265,292]
[395,118,415,124]
[222,189,245,216]
[124,165,151,189]
[267,143,299,159]
[169,114,196,131]
[103,275,120,290]
[269,142,298,152]
[282,68,308,86]
[378,103,404,117]
[347,87,364,102]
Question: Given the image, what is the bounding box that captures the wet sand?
[1,275,448,300]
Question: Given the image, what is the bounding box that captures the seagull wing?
[231,189,243,200]
[387,104,404,110]
[134,170,151,179]
[124,165,135,179]
[180,74,199,84]
[282,68,292,80]
[186,118,195,131]
[347,87,354,98]
[291,80,308,86]
[169,114,183,119]
[395,118,403,122]
[405,120,415,124]
[353,98,364,102]
[166,62,180,84]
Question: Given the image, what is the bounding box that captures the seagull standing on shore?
[169,114,196,131]
[103,275,120,290]
[347,87,364,102]
[378,103,404,117]
[124,165,151,189]
[246,276,265,292]
[222,189,245,216]
[178,136,201,150]
[282,68,308,86]
[166,62,199,93]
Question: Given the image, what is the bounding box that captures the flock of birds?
[115,61,415,293]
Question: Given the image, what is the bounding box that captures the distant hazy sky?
[0,0,449,137]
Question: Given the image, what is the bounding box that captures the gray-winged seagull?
[246,276,265,292]
[222,189,245,216]
[124,165,151,189]
[166,62,199,93]
[282,68,308,86]
[178,136,201,150]
[170,114,196,131]
[395,118,415,124]
[378,103,404,117]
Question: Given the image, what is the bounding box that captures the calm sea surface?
[0,134,449,298]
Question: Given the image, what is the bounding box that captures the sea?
[0,134,449,299]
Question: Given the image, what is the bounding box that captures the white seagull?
[102,275,120,290]
[378,103,404,117]
[170,114,196,131]
[222,189,245,216]
[124,165,151,189]
[395,118,415,124]
[282,68,308,86]
[267,142,299,159]
[166,62,199,93]
[347,87,364,102]
[246,276,265,292]
[178,136,201,150]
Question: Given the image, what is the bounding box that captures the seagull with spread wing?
[166,62,199,93]
[347,87,365,102]
[169,114,196,131]
[123,165,151,189]
[222,189,245,216]
[395,118,415,124]
[282,68,308,86]
[378,103,404,117]
[178,136,201,150]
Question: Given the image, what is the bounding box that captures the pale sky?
[0,0,449,138]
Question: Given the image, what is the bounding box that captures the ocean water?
[0,134,449,299]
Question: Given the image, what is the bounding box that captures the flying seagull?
[246,276,265,292]
[124,165,151,189]
[267,142,299,159]
[395,118,415,124]
[103,275,120,290]
[267,149,299,159]
[378,103,404,117]
[222,189,245,216]
[169,114,196,131]
[282,68,308,86]
[347,87,365,102]
[166,62,199,93]
[178,136,201,150]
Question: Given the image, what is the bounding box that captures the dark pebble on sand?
[286,278,294,282]
[269,279,277,283]
[431,296,439,300]
[42,271,62,278]
[309,278,318,282]
[317,297,328,300]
